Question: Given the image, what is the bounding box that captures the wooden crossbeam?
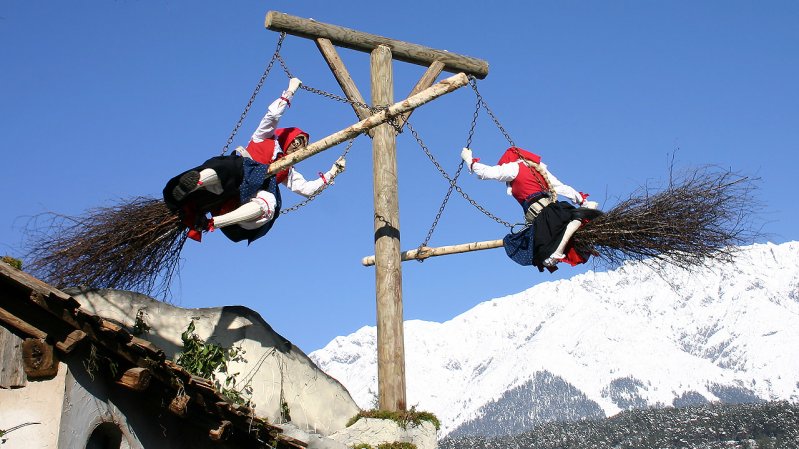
[394,60,445,131]
[267,72,469,175]
[362,239,505,266]
[315,38,371,123]
[265,11,489,78]
[264,11,487,413]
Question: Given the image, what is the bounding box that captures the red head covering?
[274,127,310,152]
[497,147,542,165]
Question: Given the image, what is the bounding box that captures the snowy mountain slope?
[310,242,799,437]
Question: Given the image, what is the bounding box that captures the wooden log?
[362,239,505,266]
[0,305,48,340]
[128,336,165,360]
[267,72,469,175]
[21,338,58,379]
[394,60,446,131]
[169,394,190,416]
[371,45,407,413]
[116,367,151,391]
[55,329,87,353]
[315,37,372,123]
[208,420,231,441]
[265,11,489,78]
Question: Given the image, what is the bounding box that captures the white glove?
[327,157,346,179]
[461,147,473,166]
[287,77,302,95]
[581,200,599,209]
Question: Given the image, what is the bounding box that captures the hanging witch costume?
[462,147,602,271]
[163,79,344,244]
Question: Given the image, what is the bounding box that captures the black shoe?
[172,171,200,202]
[571,207,604,221]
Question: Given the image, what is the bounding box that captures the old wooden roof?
[0,261,306,449]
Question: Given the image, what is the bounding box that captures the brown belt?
[525,197,552,222]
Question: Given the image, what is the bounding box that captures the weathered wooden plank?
[267,72,469,175]
[0,325,26,387]
[0,260,73,304]
[0,305,48,339]
[362,239,505,266]
[265,11,489,78]
[371,45,407,413]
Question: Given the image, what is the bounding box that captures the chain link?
[405,119,514,230]
[278,52,378,111]
[281,138,357,214]
[221,33,286,156]
[470,78,515,147]
[417,80,484,250]
[470,80,553,198]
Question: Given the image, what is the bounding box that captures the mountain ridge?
[311,242,799,437]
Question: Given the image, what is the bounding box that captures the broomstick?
[575,165,760,269]
[25,197,185,298]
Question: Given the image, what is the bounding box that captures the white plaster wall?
[329,418,438,449]
[0,366,66,449]
[70,288,360,436]
[58,367,138,449]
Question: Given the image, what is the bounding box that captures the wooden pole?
[265,11,489,79]
[372,45,406,412]
[266,72,468,176]
[362,239,505,266]
[315,38,371,122]
[394,60,446,131]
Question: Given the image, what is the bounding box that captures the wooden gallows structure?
[264,11,489,412]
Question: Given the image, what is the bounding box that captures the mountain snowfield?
[310,242,799,437]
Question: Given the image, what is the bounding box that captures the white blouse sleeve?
[283,167,327,198]
[472,161,519,182]
[539,162,583,205]
[251,90,294,143]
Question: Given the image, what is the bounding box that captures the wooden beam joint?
[22,338,58,379]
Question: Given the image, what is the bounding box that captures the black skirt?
[163,155,282,244]
[503,201,593,271]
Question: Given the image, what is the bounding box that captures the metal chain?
[417,79,484,249]
[276,52,294,78]
[405,119,514,229]
[470,78,515,147]
[277,53,376,111]
[470,80,553,198]
[281,138,357,214]
[221,33,287,155]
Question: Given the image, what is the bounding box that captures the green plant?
[347,407,440,430]
[352,444,373,449]
[377,443,416,449]
[1,256,22,270]
[281,400,292,422]
[131,308,151,337]
[83,343,118,382]
[175,320,251,405]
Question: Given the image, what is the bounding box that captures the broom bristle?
[25,196,186,298]
[575,166,761,269]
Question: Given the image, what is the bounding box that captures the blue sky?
[1,1,797,352]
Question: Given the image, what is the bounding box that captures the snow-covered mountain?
[310,242,799,438]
